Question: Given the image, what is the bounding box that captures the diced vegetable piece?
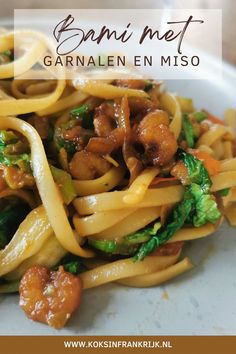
[193,111,207,122]
[134,189,193,261]
[188,149,220,176]
[50,165,77,205]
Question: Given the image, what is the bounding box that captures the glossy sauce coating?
[19,266,82,329]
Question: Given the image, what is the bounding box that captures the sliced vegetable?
[0,130,32,174]
[217,188,230,197]
[54,122,77,156]
[88,238,117,253]
[134,150,221,261]
[189,183,221,227]
[50,165,77,205]
[178,148,211,191]
[182,113,195,148]
[0,281,19,294]
[134,189,193,261]
[188,149,220,176]
[70,104,94,130]
[0,153,31,173]
[193,111,207,122]
[89,223,162,256]
[55,254,86,275]
[0,130,18,146]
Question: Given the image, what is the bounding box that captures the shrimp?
[94,114,116,137]
[137,110,177,166]
[69,150,111,180]
[19,265,82,329]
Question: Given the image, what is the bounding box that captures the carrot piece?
[150,176,178,186]
[206,112,225,126]
[189,149,220,176]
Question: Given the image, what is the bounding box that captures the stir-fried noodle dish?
[0,29,236,329]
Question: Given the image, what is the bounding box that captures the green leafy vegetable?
[0,130,18,146]
[0,153,31,172]
[177,148,211,192]
[193,111,207,122]
[3,50,12,58]
[134,190,194,261]
[182,113,195,148]
[134,150,221,261]
[50,165,77,205]
[217,188,230,197]
[55,254,86,275]
[89,223,162,256]
[189,183,221,227]
[70,104,94,130]
[0,50,13,64]
[88,238,117,253]
[54,122,77,156]
[0,130,31,173]
[88,238,138,256]
[54,105,94,155]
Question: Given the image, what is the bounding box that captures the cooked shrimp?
[94,114,116,137]
[137,110,177,166]
[86,128,125,155]
[19,266,82,329]
[69,150,111,180]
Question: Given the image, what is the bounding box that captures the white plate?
[0,52,236,335]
